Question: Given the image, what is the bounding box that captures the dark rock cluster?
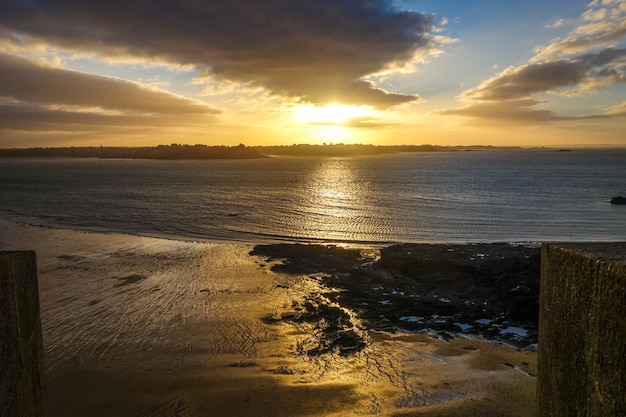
[610,196,626,204]
[252,243,541,353]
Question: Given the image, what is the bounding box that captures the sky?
[1,0,626,148]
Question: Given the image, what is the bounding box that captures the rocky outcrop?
[610,196,626,204]
[251,243,541,348]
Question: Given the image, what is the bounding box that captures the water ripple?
[1,150,625,243]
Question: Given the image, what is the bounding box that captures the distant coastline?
[257,143,519,156]
[0,143,521,159]
[0,143,267,160]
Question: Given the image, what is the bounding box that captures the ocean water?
[1,149,625,245]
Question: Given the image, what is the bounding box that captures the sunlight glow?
[310,125,352,143]
[295,104,372,125]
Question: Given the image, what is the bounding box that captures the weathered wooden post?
[1,251,45,417]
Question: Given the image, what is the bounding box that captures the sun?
[292,103,379,144]
[294,103,371,126]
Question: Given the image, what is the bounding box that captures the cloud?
[582,7,608,21]
[442,0,626,124]
[600,99,626,116]
[532,19,626,60]
[0,104,198,131]
[533,0,626,61]
[440,96,626,125]
[463,60,586,101]
[0,53,219,134]
[463,48,626,101]
[439,99,569,125]
[0,53,218,115]
[545,18,567,29]
[0,0,436,109]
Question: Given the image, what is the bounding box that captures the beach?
[1,220,537,417]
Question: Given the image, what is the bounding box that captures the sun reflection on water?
[299,158,369,242]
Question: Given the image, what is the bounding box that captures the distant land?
[0,143,522,159]
[0,144,266,160]
[258,143,480,156]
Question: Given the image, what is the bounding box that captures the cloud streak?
[0,53,218,116]
[0,0,436,109]
[0,53,219,135]
[440,99,569,125]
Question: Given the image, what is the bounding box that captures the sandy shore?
[0,220,536,417]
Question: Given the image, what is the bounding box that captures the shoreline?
[0,220,538,416]
[2,213,550,248]
[1,218,542,347]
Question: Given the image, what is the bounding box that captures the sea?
[1,148,625,245]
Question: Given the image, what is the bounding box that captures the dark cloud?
[0,0,435,109]
[444,47,626,124]
[441,97,626,125]
[0,53,219,135]
[0,53,218,115]
[439,99,570,125]
[464,60,587,101]
[464,48,626,101]
[0,103,213,131]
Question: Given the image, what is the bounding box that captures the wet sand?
[0,220,536,417]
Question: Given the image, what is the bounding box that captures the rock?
[610,196,626,204]
[253,243,541,349]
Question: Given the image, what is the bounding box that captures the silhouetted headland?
[257,143,516,156]
[0,143,267,160]
[0,143,523,159]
